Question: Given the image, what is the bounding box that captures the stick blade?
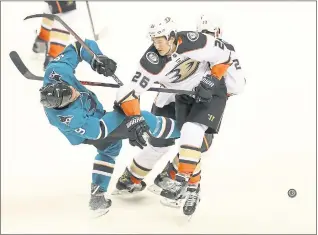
[24,13,51,21]
[10,51,28,75]
[9,51,43,81]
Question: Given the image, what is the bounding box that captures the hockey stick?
[9,51,196,95]
[85,1,98,41]
[24,13,124,86]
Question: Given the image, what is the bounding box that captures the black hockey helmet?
[39,82,73,108]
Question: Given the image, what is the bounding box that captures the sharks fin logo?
[57,115,74,126]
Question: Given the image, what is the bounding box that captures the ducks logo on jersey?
[166,58,200,83]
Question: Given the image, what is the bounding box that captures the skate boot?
[183,184,201,217]
[160,173,189,200]
[43,54,54,70]
[89,184,112,217]
[112,168,146,195]
[32,36,48,54]
[148,161,176,195]
[159,173,188,208]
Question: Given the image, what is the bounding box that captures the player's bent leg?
[45,19,70,69]
[112,110,180,195]
[89,140,122,216]
[33,17,53,54]
[113,144,170,195]
[160,122,207,201]
[153,131,212,196]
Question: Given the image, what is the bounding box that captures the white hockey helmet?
[197,14,222,38]
[148,17,177,40]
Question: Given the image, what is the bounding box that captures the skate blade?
[90,208,109,219]
[111,189,142,196]
[147,184,163,195]
[160,197,183,208]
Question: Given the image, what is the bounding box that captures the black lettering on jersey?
[57,115,74,126]
[165,58,200,83]
[215,39,236,52]
[220,39,235,52]
[49,70,62,82]
[176,31,207,54]
[140,45,170,75]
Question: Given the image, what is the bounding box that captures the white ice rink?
[1,1,316,234]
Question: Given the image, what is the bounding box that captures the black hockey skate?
[148,162,176,195]
[183,184,201,216]
[32,36,47,54]
[148,162,175,195]
[112,168,146,195]
[159,174,188,208]
[160,173,188,200]
[89,184,112,217]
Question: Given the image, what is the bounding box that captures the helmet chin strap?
[163,40,174,56]
[166,44,173,56]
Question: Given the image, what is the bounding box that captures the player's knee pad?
[128,144,170,180]
[128,145,169,181]
[133,144,171,170]
[179,122,208,148]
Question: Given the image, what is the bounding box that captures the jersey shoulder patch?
[140,45,169,75]
[176,31,207,54]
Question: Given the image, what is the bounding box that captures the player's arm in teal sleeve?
[141,111,180,139]
[78,39,103,64]
[46,39,103,72]
[44,39,105,85]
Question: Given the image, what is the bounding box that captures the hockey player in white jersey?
[113,16,234,215]
[147,15,246,214]
[148,14,247,197]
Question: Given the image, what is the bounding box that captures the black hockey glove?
[195,74,220,103]
[125,115,150,149]
[91,55,117,77]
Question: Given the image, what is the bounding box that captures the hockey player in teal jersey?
[40,39,181,216]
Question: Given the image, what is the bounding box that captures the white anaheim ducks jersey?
[214,38,246,96]
[116,31,232,107]
[153,37,246,106]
